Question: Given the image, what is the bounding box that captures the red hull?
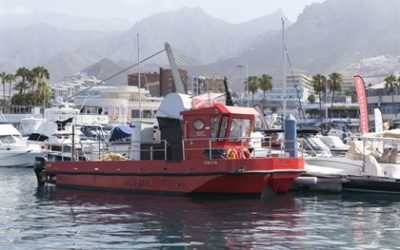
[45,158,304,194]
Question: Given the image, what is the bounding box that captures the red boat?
[34,93,304,195]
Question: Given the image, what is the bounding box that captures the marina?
[1,0,400,248]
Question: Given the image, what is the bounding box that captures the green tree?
[247,76,259,105]
[35,81,52,107]
[258,74,273,100]
[5,73,16,100]
[0,72,6,101]
[312,74,327,121]
[258,74,273,111]
[384,74,398,118]
[31,66,50,92]
[327,72,343,118]
[15,67,32,94]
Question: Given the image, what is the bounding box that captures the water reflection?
[2,168,400,249]
[33,187,306,249]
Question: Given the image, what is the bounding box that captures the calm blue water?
[1,168,400,250]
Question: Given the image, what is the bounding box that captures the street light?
[236,64,245,104]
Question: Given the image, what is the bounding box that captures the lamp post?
[236,64,245,105]
[246,63,249,107]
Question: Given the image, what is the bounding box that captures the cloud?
[2,6,35,16]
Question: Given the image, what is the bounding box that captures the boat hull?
[0,150,43,167]
[343,176,400,194]
[305,156,362,176]
[42,158,304,194]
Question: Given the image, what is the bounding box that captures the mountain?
[214,0,400,90]
[1,7,284,83]
[45,51,96,83]
[0,23,119,82]
[81,59,131,86]
[5,1,400,91]
[77,7,285,65]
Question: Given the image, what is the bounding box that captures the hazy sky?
[2,0,325,23]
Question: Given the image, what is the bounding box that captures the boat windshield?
[0,135,16,144]
[210,115,220,141]
[218,116,229,142]
[229,118,251,142]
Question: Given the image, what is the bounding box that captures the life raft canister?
[226,148,239,159]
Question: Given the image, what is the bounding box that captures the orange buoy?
[226,148,238,159]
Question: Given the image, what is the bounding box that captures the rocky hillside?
[213,0,400,89]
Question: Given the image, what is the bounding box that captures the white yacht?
[0,124,43,167]
[296,133,400,193]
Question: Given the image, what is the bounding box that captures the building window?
[131,110,140,118]
[143,110,152,118]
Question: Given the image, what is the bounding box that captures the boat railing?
[55,139,169,162]
[181,136,301,160]
[56,135,302,162]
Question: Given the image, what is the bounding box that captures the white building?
[73,85,162,123]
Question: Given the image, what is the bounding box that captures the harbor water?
[1,168,400,249]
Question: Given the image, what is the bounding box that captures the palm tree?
[0,72,6,101]
[35,81,52,107]
[31,66,50,92]
[14,81,29,94]
[5,73,16,100]
[312,74,327,121]
[247,76,259,105]
[327,72,343,119]
[258,74,273,100]
[258,74,273,111]
[384,74,398,118]
[15,67,31,94]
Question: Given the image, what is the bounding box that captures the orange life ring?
[226,148,238,159]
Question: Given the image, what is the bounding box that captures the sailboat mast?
[282,17,287,122]
[137,33,142,119]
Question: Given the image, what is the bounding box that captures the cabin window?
[229,118,251,142]
[193,119,205,130]
[131,110,140,118]
[218,116,229,141]
[0,135,16,144]
[143,110,152,118]
[210,116,220,141]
